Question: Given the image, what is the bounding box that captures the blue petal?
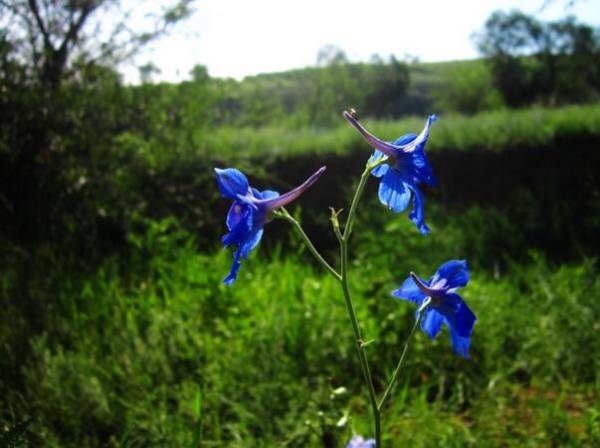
[412,115,437,152]
[224,242,246,285]
[369,150,389,178]
[431,260,469,290]
[239,227,264,259]
[378,169,411,213]
[223,255,241,285]
[226,202,248,231]
[410,147,437,186]
[408,184,430,235]
[394,115,437,154]
[391,275,428,306]
[420,308,444,339]
[393,133,417,146]
[394,116,437,185]
[453,298,476,338]
[449,331,471,358]
[223,227,264,285]
[436,292,463,316]
[222,209,253,247]
[255,189,279,200]
[214,168,249,199]
[439,294,476,358]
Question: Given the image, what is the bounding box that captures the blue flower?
[346,435,376,448]
[343,111,437,234]
[215,166,326,285]
[392,260,476,358]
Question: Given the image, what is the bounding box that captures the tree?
[0,0,195,88]
[476,10,600,106]
[364,56,410,118]
[139,61,161,84]
[433,62,504,114]
[190,64,209,83]
[0,1,197,251]
[316,44,348,67]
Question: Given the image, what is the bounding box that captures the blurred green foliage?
[211,56,410,128]
[432,61,504,114]
[207,103,600,158]
[1,218,598,446]
[476,11,600,107]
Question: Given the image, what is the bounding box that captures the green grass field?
[2,205,599,446]
[205,103,600,160]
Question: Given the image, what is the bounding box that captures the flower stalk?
[336,157,388,447]
[378,298,430,411]
[274,207,341,282]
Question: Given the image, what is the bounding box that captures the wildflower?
[346,435,376,448]
[214,166,326,285]
[392,260,476,358]
[343,111,437,234]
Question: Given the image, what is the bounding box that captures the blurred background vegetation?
[0,1,599,447]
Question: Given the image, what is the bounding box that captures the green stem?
[338,159,387,447]
[344,157,387,241]
[275,208,341,282]
[344,167,370,240]
[281,157,387,445]
[378,299,430,411]
[340,239,381,446]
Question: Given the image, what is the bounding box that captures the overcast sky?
[121,0,600,83]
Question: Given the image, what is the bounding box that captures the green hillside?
[207,103,600,159]
[208,58,491,127]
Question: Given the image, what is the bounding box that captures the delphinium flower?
[343,110,438,234]
[392,260,476,358]
[214,166,326,285]
[346,435,376,448]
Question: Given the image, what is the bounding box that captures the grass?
[205,103,600,160]
[2,98,599,446]
[1,216,598,447]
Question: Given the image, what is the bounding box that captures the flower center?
[429,296,442,307]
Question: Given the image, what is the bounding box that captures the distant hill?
[206,58,496,127]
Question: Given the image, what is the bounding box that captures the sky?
[121,0,600,83]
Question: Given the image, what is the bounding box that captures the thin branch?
[27,0,52,50]
[58,2,98,55]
